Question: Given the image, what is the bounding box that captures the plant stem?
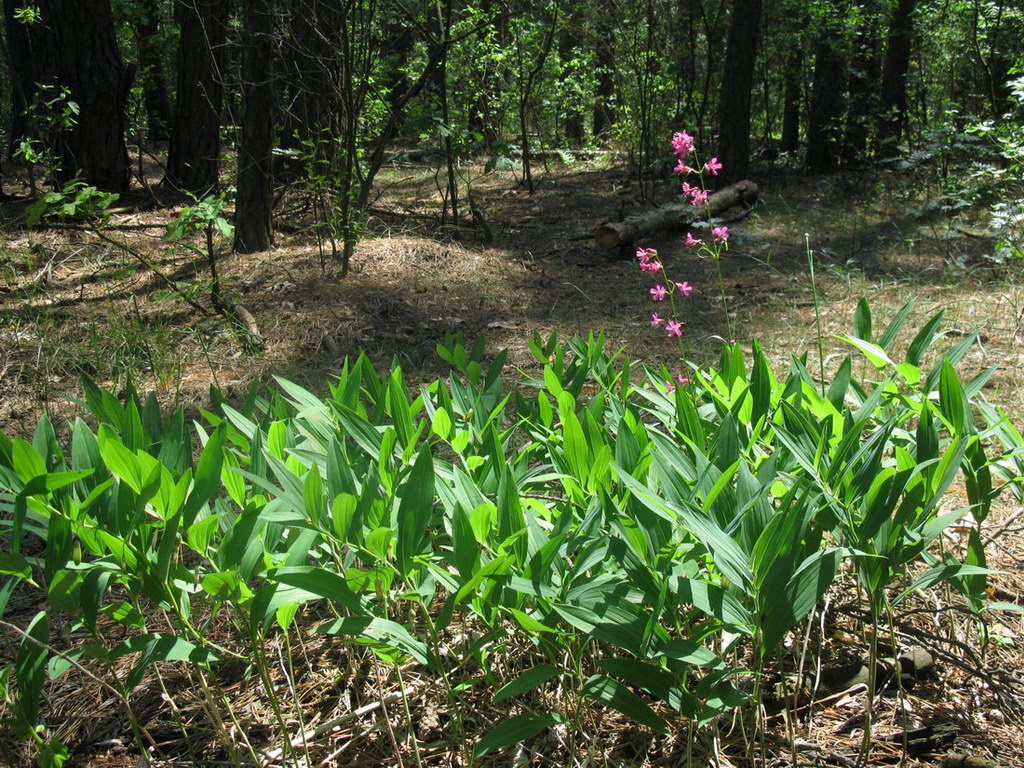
[805,233,826,395]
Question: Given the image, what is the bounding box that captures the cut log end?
[595,179,759,251]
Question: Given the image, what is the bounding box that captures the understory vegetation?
[2,301,1024,766]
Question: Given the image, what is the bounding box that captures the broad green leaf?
[905,309,945,366]
[854,297,872,341]
[839,335,893,369]
[474,713,564,758]
[395,444,435,577]
[656,638,727,670]
[316,616,432,666]
[272,566,368,614]
[494,664,562,702]
[581,673,667,733]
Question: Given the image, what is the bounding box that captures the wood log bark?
[595,179,758,250]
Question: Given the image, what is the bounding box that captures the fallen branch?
[594,179,759,250]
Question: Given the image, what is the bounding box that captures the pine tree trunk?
[234,0,275,254]
[876,0,917,157]
[806,5,848,174]
[135,0,173,142]
[779,47,802,154]
[7,0,131,191]
[165,0,229,194]
[716,0,763,185]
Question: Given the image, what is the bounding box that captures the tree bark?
[779,47,802,154]
[592,0,616,140]
[716,0,763,185]
[135,0,173,142]
[234,0,275,253]
[876,0,918,156]
[842,3,882,164]
[595,180,759,250]
[165,0,229,194]
[806,5,848,174]
[6,0,131,191]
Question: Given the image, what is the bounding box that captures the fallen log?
[595,179,759,250]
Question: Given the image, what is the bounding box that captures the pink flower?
[671,131,695,157]
[676,281,692,296]
[681,182,696,198]
[675,374,691,385]
[704,157,723,175]
[674,159,695,175]
[689,189,708,205]
[665,321,684,337]
[712,225,729,243]
[640,260,661,272]
[651,313,665,327]
[685,232,703,247]
[650,285,668,301]
[666,381,676,393]
[635,247,657,264]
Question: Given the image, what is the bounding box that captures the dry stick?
[836,606,1024,712]
[90,228,213,318]
[0,618,162,759]
[258,684,422,766]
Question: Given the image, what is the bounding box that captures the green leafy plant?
[25,179,118,227]
[0,302,1019,766]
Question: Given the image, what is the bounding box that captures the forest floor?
[2,156,1024,766]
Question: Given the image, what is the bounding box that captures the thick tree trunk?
[716,0,763,185]
[595,180,759,250]
[6,0,131,191]
[135,0,173,142]
[876,0,917,156]
[165,0,229,194]
[234,0,275,253]
[4,0,35,157]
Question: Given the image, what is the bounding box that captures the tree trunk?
[165,0,229,194]
[559,11,584,146]
[806,6,848,174]
[4,0,35,157]
[595,180,759,250]
[6,0,131,191]
[135,0,173,142]
[842,4,882,164]
[715,0,763,186]
[779,47,802,154]
[876,0,917,156]
[234,0,275,253]
[592,0,616,140]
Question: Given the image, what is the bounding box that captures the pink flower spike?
[635,247,657,263]
[650,285,668,301]
[674,159,695,175]
[651,313,665,327]
[712,225,729,243]
[685,232,703,247]
[671,131,695,157]
[665,321,684,337]
[704,157,723,175]
[677,281,693,296]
